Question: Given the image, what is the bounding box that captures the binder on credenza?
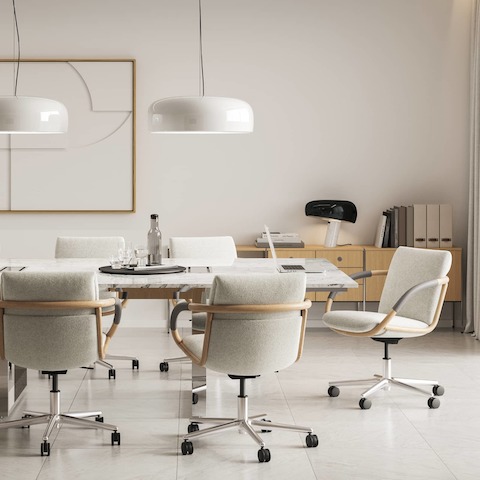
[439,204,453,248]
[389,207,399,248]
[382,210,391,248]
[397,205,407,246]
[413,204,427,248]
[426,204,440,248]
[374,213,387,248]
[406,205,414,247]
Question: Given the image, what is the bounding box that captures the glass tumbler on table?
[135,246,148,267]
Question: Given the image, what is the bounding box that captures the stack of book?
[374,204,453,249]
[255,231,305,248]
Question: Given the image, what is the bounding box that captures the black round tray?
[99,265,186,275]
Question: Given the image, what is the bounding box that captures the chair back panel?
[169,236,237,261]
[55,236,125,258]
[378,247,452,324]
[205,273,307,376]
[1,272,99,371]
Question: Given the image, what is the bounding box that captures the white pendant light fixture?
[0,0,68,134]
[149,0,253,134]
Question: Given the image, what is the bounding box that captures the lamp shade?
[149,96,253,133]
[0,96,68,134]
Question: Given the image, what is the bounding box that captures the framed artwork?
[0,59,136,212]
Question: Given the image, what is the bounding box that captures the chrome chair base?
[0,385,120,456]
[182,391,318,462]
[328,357,444,409]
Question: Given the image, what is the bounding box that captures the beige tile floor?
[0,327,479,480]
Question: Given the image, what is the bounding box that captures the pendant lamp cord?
[12,0,21,97]
[199,0,205,97]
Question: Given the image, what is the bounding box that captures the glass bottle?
[147,214,162,265]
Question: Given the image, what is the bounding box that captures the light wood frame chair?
[0,271,121,456]
[160,236,237,404]
[55,236,137,378]
[323,246,452,409]
[170,272,317,463]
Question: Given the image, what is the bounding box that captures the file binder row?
[374,204,453,249]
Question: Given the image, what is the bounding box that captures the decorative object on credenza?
[0,0,68,134]
[149,0,253,134]
[305,200,357,247]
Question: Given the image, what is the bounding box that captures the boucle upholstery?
[169,236,237,261]
[182,273,308,376]
[322,247,452,338]
[1,271,101,371]
[170,236,238,330]
[55,236,125,259]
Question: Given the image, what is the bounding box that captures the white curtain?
[466,0,480,337]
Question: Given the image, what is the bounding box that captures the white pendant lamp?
[149,0,253,134]
[0,0,68,134]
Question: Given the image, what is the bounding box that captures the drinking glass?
[135,245,148,266]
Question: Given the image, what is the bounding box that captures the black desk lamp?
[305,200,357,247]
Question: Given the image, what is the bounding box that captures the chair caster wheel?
[260,419,272,433]
[306,433,319,448]
[40,441,50,456]
[428,397,440,409]
[132,359,139,370]
[159,362,169,372]
[95,416,104,423]
[111,431,121,445]
[181,440,194,455]
[187,423,199,433]
[328,386,340,397]
[359,398,372,410]
[108,369,116,380]
[257,447,271,463]
[432,385,444,396]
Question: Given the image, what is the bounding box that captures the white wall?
[0,0,472,258]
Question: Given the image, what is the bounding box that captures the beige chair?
[160,236,237,404]
[170,272,317,463]
[55,236,138,378]
[323,246,451,409]
[0,271,121,456]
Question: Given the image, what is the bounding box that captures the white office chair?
[160,236,237,404]
[170,272,316,463]
[163,235,237,333]
[323,246,451,409]
[55,236,138,378]
[0,271,121,456]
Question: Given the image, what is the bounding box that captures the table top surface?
[0,257,358,291]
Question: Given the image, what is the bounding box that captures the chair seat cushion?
[322,310,429,338]
[191,312,206,332]
[182,334,205,359]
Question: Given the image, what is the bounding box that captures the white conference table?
[0,257,357,417]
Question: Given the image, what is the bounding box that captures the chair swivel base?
[181,394,318,463]
[0,386,121,456]
[328,357,445,409]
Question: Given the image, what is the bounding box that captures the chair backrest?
[55,236,125,258]
[202,273,308,376]
[378,247,452,325]
[0,271,101,371]
[169,236,237,262]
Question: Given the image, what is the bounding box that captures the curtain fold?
[466,0,480,337]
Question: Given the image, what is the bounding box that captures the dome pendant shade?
[149,96,254,134]
[0,96,68,134]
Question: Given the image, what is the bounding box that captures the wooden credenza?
[236,245,462,304]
